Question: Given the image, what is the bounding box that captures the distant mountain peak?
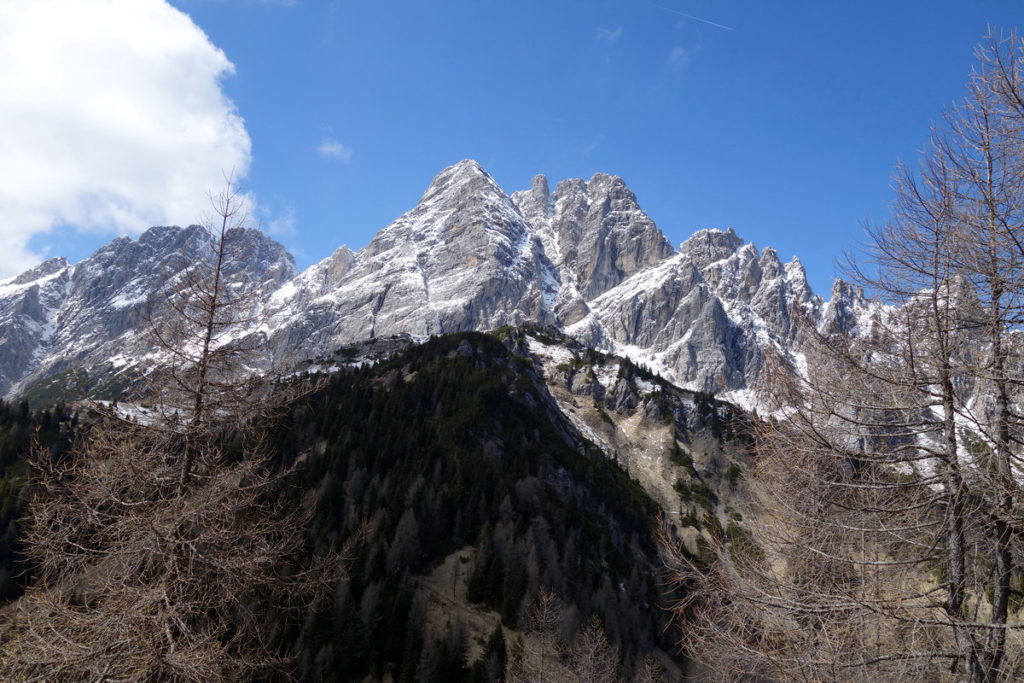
[419,159,501,204]
[8,257,70,286]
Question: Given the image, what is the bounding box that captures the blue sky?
[6,0,1023,296]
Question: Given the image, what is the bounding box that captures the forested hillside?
[274,331,680,680]
[0,330,755,680]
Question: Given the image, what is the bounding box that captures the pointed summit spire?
[531,173,550,203]
[415,160,509,210]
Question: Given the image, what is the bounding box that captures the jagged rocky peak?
[9,257,70,286]
[220,227,297,292]
[783,256,814,302]
[822,278,870,335]
[364,159,528,260]
[69,226,201,300]
[532,172,550,196]
[587,172,643,211]
[139,224,204,249]
[69,225,294,307]
[759,246,783,279]
[417,158,505,208]
[547,171,675,300]
[511,173,552,227]
[681,229,818,308]
[678,228,745,270]
[701,241,764,303]
[0,258,73,396]
[3,159,885,414]
[570,224,833,398]
[4,224,298,399]
[830,278,864,303]
[261,159,558,356]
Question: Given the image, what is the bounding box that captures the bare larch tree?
[0,182,336,682]
[660,30,1024,682]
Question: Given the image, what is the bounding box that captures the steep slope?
[514,326,753,555]
[279,332,675,679]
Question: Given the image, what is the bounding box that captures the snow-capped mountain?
[0,160,871,404]
[1,225,294,399]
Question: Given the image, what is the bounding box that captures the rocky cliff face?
[3,226,294,399]
[0,258,73,395]
[0,160,868,406]
[565,227,823,397]
[511,171,675,316]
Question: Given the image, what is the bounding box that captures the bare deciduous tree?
[661,30,1024,683]
[0,181,339,681]
[634,652,664,683]
[526,587,564,683]
[147,179,281,491]
[568,615,619,683]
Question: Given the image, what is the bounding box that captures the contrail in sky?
[644,2,736,31]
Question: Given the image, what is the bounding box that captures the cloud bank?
[0,0,252,277]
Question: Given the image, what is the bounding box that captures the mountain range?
[0,159,875,405]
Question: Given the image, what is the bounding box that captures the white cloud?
[317,139,352,162]
[668,45,689,68]
[194,0,297,6]
[266,207,297,237]
[0,0,252,277]
[595,26,623,44]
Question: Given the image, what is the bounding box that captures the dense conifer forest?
[275,332,675,680]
